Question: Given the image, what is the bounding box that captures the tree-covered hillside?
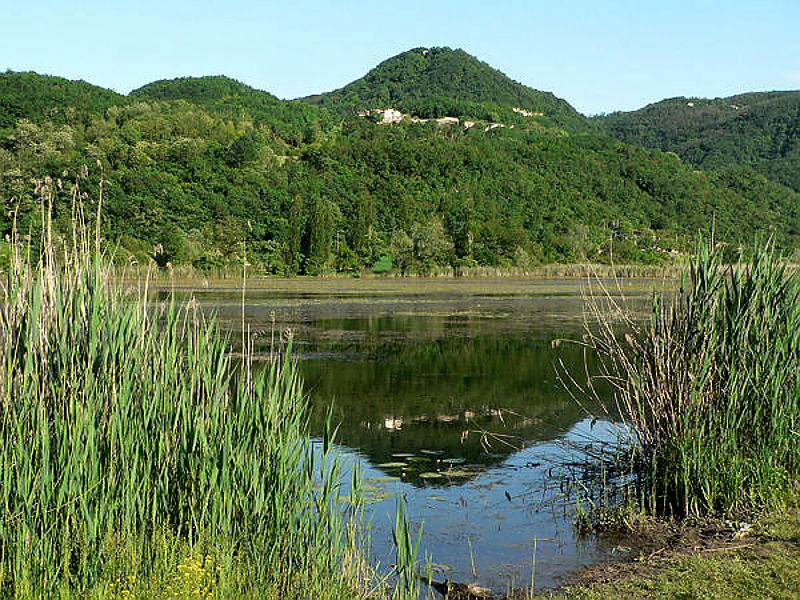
[131,75,340,147]
[595,91,800,192]
[304,47,590,132]
[0,71,127,129]
[1,59,798,276]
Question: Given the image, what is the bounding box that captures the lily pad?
[419,472,443,479]
[369,491,397,500]
[443,470,473,478]
[377,461,408,468]
[363,496,388,505]
[366,476,400,483]
[442,457,466,464]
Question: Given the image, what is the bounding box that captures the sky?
[2,0,799,115]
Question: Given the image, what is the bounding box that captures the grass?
[0,175,377,598]
[539,501,800,599]
[580,238,800,519]
[114,259,680,282]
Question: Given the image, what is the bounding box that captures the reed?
[0,175,370,598]
[390,498,420,600]
[582,238,800,517]
[371,262,679,279]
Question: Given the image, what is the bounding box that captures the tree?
[304,195,340,274]
[390,230,414,275]
[215,215,243,261]
[410,217,454,274]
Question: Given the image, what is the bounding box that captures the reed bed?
[0,177,371,598]
[364,262,679,279]
[113,259,680,282]
[582,239,800,518]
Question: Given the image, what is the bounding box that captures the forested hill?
[594,91,800,192]
[130,75,339,147]
[0,71,127,129]
[1,57,799,276]
[303,47,590,132]
[131,75,280,105]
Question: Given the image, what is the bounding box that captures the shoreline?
[111,262,683,285]
[537,502,800,599]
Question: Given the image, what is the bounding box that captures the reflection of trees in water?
[303,334,602,485]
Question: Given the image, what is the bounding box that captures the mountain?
[594,91,800,192]
[304,47,590,132]
[0,71,127,129]
[1,55,799,276]
[131,75,338,147]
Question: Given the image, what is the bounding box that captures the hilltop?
[130,75,339,147]
[0,71,127,129]
[131,75,281,106]
[303,47,590,132]
[595,91,800,191]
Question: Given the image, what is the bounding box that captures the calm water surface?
[172,277,656,593]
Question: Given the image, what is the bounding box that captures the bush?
[371,255,393,274]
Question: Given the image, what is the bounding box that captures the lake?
[167,276,657,594]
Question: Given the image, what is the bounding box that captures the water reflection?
[176,278,651,593]
[302,334,599,487]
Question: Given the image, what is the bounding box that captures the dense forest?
[1,48,799,275]
[595,91,800,193]
[304,47,589,132]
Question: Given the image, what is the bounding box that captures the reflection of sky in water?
[174,279,655,595]
[317,418,625,594]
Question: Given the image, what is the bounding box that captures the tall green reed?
[582,238,800,517]
[0,174,369,597]
[391,498,424,600]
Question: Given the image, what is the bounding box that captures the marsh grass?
[577,238,800,519]
[429,263,680,279]
[390,497,427,600]
[111,260,679,283]
[0,174,373,598]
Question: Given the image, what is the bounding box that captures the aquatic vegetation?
[0,179,371,598]
[391,498,425,600]
[582,238,800,517]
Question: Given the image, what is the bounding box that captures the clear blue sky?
[3,0,799,115]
